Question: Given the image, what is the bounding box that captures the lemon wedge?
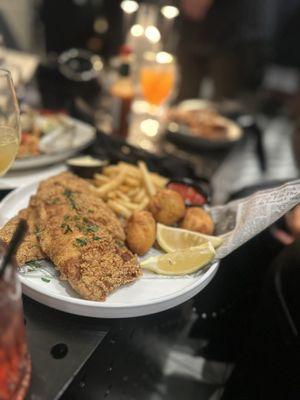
[141,242,215,275]
[156,223,223,253]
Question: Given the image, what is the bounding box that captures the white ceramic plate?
[11,117,96,171]
[0,164,66,190]
[0,183,219,318]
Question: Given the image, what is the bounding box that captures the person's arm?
[181,0,214,21]
[285,205,300,238]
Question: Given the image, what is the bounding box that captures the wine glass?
[0,69,20,176]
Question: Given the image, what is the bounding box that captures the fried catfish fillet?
[0,199,45,266]
[37,172,125,241]
[34,173,141,301]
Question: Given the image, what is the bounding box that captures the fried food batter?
[0,172,141,300]
[0,199,45,266]
[34,172,140,300]
[37,172,125,241]
[126,211,156,255]
[148,189,186,225]
[180,207,214,235]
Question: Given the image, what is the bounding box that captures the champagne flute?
[0,69,20,176]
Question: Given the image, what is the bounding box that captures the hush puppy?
[148,189,186,225]
[126,211,156,255]
[180,207,214,235]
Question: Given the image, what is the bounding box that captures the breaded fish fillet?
[37,172,125,241]
[0,171,140,300]
[34,179,140,300]
[0,200,45,266]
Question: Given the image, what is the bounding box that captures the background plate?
[0,182,219,318]
[11,117,96,171]
[0,164,66,190]
[166,99,243,150]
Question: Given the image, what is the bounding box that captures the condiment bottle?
[110,49,135,138]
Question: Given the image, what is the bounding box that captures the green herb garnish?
[63,188,78,210]
[61,223,73,234]
[34,225,41,238]
[86,224,99,233]
[63,215,71,221]
[47,197,61,205]
[41,277,50,283]
[76,223,84,232]
[76,222,99,234]
[88,209,94,213]
[93,236,101,241]
[27,260,41,269]
[74,237,88,247]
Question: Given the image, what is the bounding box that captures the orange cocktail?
[140,65,175,106]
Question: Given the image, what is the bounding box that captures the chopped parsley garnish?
[63,188,78,210]
[63,215,71,221]
[76,223,84,232]
[74,237,88,247]
[93,236,101,241]
[34,225,41,237]
[41,277,50,283]
[61,223,73,234]
[86,224,99,233]
[88,209,94,213]
[75,221,99,234]
[74,215,81,221]
[47,197,61,205]
[27,260,41,269]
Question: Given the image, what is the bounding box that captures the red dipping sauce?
[167,182,207,206]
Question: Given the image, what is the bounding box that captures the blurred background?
[1,1,300,400]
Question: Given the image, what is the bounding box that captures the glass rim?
[0,68,13,79]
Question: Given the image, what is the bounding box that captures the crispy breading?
[148,189,186,225]
[0,200,45,266]
[34,177,140,300]
[126,211,156,255]
[0,171,141,300]
[37,172,125,241]
[180,207,214,235]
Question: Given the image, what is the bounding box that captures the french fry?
[96,171,126,196]
[116,191,130,202]
[119,184,130,193]
[127,187,140,198]
[151,174,168,187]
[93,174,110,186]
[103,165,120,174]
[124,176,141,187]
[103,170,119,178]
[118,200,139,211]
[136,197,150,211]
[118,162,141,178]
[107,200,131,219]
[138,161,156,197]
[133,188,146,203]
[107,191,117,200]
[90,161,168,219]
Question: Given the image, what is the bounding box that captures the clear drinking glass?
[0,262,31,399]
[140,51,176,111]
[0,68,20,176]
